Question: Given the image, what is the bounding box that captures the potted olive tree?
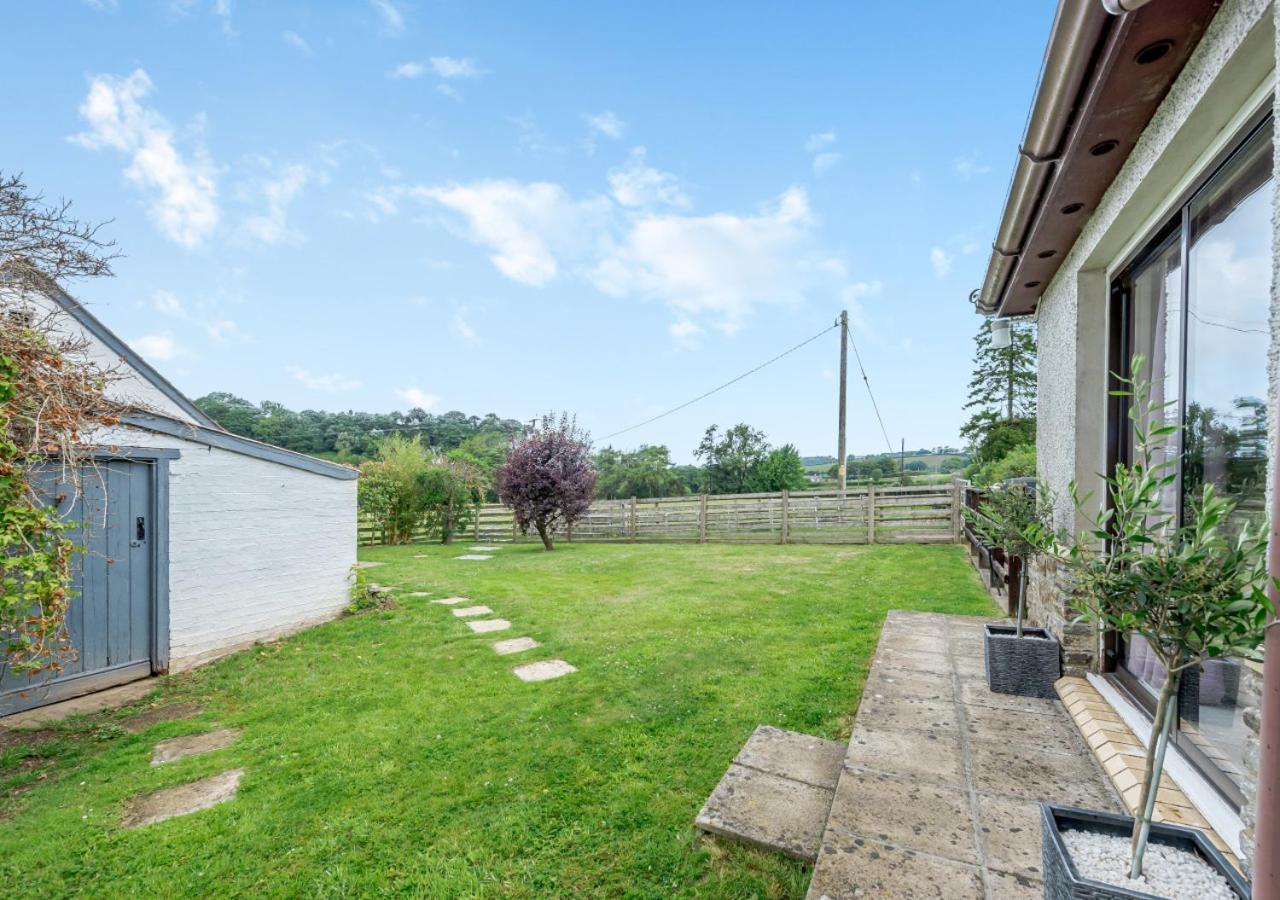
[966,481,1061,699]
[1040,359,1267,898]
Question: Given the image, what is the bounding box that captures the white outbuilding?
[2,285,358,715]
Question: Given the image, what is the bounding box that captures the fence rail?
[359,482,964,547]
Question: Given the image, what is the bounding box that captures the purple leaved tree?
[496,413,597,551]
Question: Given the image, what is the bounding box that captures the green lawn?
[0,542,995,898]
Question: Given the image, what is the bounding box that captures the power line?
[847,328,895,456]
[601,322,839,441]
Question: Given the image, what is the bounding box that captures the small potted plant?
[1040,357,1268,898]
[966,479,1060,699]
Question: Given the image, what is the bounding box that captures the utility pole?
[837,310,848,495]
[900,438,906,485]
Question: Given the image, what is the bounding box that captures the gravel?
[1061,828,1238,899]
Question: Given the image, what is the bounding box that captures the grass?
[0,542,995,898]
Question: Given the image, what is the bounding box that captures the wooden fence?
[359,482,964,547]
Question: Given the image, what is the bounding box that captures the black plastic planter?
[1041,804,1249,899]
[983,623,1060,699]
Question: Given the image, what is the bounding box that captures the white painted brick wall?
[104,425,357,669]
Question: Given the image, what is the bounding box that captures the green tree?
[595,445,689,499]
[750,443,807,492]
[695,424,770,494]
[357,434,433,544]
[960,318,1036,458]
[422,455,487,544]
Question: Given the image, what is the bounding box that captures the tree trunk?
[535,518,555,551]
[442,498,455,544]
[1130,665,1181,876]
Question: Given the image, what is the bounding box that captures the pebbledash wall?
[1026,0,1277,872]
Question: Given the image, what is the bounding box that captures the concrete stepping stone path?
[466,619,511,634]
[468,546,499,552]
[512,659,577,682]
[432,597,468,605]
[150,728,241,766]
[451,605,492,618]
[122,769,245,828]
[492,637,540,655]
[454,554,492,561]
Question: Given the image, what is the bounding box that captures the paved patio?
[806,610,1122,899]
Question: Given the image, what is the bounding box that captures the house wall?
[104,424,357,670]
[1029,0,1276,873]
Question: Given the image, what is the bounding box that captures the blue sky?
[9,1,1054,462]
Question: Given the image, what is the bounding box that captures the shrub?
[496,413,596,551]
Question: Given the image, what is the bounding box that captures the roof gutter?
[976,0,1111,314]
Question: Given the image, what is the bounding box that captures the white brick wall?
[104,425,357,670]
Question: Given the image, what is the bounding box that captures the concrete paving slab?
[861,669,952,704]
[975,793,1043,880]
[492,637,540,655]
[958,680,1058,715]
[986,868,1044,899]
[1,679,157,728]
[432,597,469,605]
[732,725,845,790]
[468,546,499,551]
[855,696,958,733]
[466,619,511,634]
[121,769,244,828]
[352,561,386,569]
[844,724,965,789]
[873,647,953,676]
[512,659,576,682]
[696,762,834,861]
[151,728,241,766]
[823,768,977,864]
[968,738,1121,809]
[405,591,432,597]
[806,830,984,899]
[455,554,492,561]
[963,704,1085,756]
[451,605,493,618]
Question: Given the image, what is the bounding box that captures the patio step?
[694,725,846,861]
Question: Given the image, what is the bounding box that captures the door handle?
[136,516,146,541]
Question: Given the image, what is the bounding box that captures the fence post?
[780,490,789,544]
[629,497,638,542]
[867,484,877,544]
[699,494,708,543]
[474,507,481,540]
[951,476,962,543]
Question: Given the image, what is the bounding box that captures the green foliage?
[973,418,1035,467]
[695,423,770,494]
[594,445,689,499]
[940,456,966,473]
[749,444,807,492]
[421,455,486,544]
[358,436,487,544]
[970,442,1035,487]
[960,317,1036,456]
[345,566,396,615]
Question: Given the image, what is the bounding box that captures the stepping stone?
[151,728,241,766]
[694,726,845,862]
[405,591,432,597]
[466,619,511,634]
[432,597,468,605]
[121,769,244,828]
[512,659,577,682]
[353,561,386,569]
[452,605,493,618]
[469,546,499,551]
[455,554,492,561]
[413,554,429,558]
[492,637,540,655]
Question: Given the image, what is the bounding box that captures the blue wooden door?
[1,461,155,715]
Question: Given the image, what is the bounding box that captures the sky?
[7,1,1055,463]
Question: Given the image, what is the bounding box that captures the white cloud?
[953,153,991,180]
[608,147,689,209]
[150,289,245,343]
[81,0,118,10]
[430,56,482,79]
[71,69,218,248]
[436,83,462,101]
[930,246,952,278]
[452,307,478,344]
[132,332,182,361]
[282,31,313,56]
[585,111,626,141]
[812,152,842,175]
[288,366,361,393]
[242,162,311,245]
[213,0,235,36]
[397,386,440,410]
[409,180,605,285]
[669,319,703,347]
[805,131,836,154]
[592,187,816,333]
[369,0,404,33]
[389,61,425,79]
